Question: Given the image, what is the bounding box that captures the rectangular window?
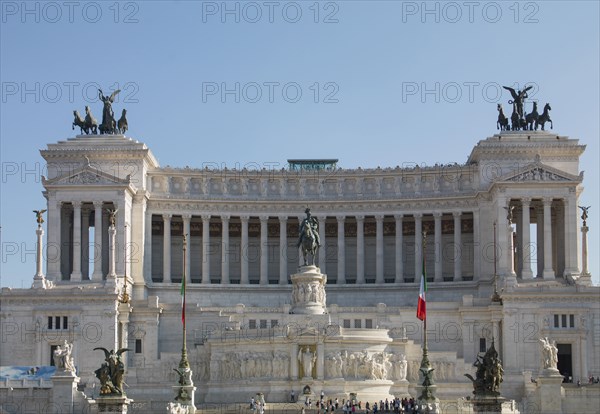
[259,320,267,329]
[55,316,61,330]
[365,319,373,329]
[354,319,362,329]
[554,314,560,328]
[135,339,142,354]
[48,316,53,330]
[569,315,575,328]
[562,314,567,328]
[479,338,487,353]
[248,320,256,329]
[343,319,351,329]
[271,320,278,328]
[63,317,68,330]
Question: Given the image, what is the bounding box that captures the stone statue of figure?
[503,85,533,119]
[98,89,121,134]
[298,346,316,378]
[93,347,130,395]
[53,340,75,372]
[398,354,408,381]
[106,208,118,227]
[33,209,47,225]
[504,205,515,225]
[540,337,558,370]
[579,205,590,226]
[297,208,321,266]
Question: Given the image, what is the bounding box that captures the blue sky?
[1,0,598,287]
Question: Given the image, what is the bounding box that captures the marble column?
[144,211,152,281]
[542,198,555,279]
[581,222,590,276]
[34,225,45,279]
[70,202,82,281]
[81,206,90,280]
[260,216,268,285]
[564,195,580,276]
[453,211,462,281]
[433,212,443,282]
[279,216,288,285]
[202,215,211,284]
[356,215,365,284]
[107,224,117,282]
[508,222,517,277]
[414,214,423,282]
[375,215,384,284]
[240,216,250,284]
[337,216,346,283]
[221,215,230,284]
[162,214,172,282]
[47,199,62,281]
[394,214,403,283]
[537,204,544,277]
[92,201,104,281]
[318,215,326,272]
[183,214,192,283]
[472,209,481,280]
[521,198,534,279]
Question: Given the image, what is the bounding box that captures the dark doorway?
[557,343,572,382]
[50,345,58,366]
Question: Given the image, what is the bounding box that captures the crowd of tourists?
[296,395,425,414]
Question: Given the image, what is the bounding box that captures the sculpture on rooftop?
[498,85,553,131]
[70,88,127,135]
[98,89,120,134]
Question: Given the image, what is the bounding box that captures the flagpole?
[417,230,438,411]
[422,231,428,354]
[180,234,190,370]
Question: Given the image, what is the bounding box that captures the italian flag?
[416,263,427,321]
[180,277,186,328]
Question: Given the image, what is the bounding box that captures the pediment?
[497,162,582,183]
[43,166,131,186]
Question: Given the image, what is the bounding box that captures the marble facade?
[0,131,599,413]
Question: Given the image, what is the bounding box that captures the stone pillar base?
[291,266,327,315]
[576,273,592,286]
[537,371,563,414]
[170,384,197,414]
[92,396,133,414]
[390,379,410,398]
[52,373,79,413]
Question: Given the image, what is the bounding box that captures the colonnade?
[149,211,477,284]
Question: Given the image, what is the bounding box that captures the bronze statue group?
[497,86,553,132]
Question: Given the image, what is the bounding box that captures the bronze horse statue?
[535,103,552,131]
[299,222,318,266]
[72,106,98,135]
[525,101,539,131]
[496,104,509,131]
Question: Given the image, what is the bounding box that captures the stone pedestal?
[92,396,133,414]
[168,384,197,414]
[537,370,564,414]
[390,379,410,398]
[471,396,506,413]
[291,266,327,315]
[51,372,79,413]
